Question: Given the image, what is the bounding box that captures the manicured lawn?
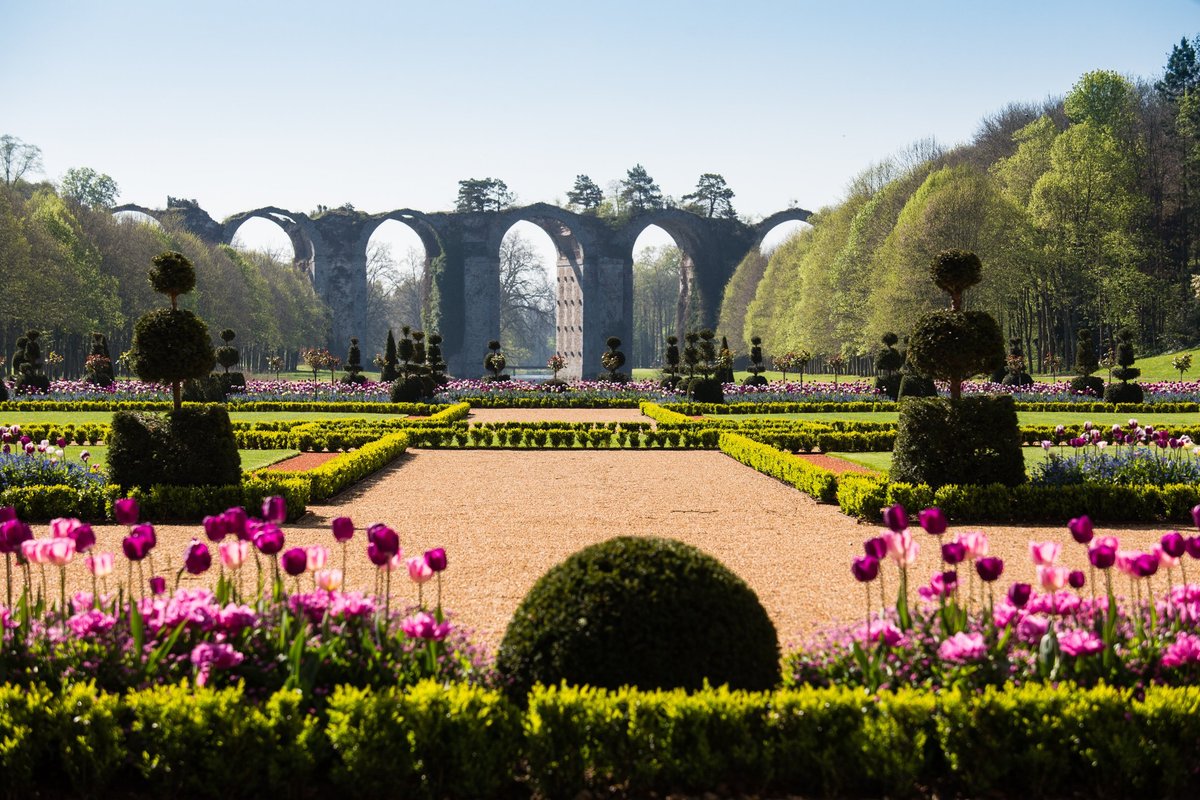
[827,446,1055,476]
[1,410,407,425]
[51,445,299,473]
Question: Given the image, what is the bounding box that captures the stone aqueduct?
[112,199,811,379]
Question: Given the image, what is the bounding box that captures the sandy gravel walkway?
[63,449,1178,653]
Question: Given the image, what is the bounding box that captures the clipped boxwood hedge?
[2,681,1197,799]
[718,432,839,502]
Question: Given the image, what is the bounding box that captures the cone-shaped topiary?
[381,330,398,382]
[1103,327,1144,403]
[874,332,904,400]
[84,332,115,387]
[426,333,447,384]
[341,337,366,384]
[742,335,768,386]
[1069,328,1104,397]
[497,536,780,698]
[715,335,735,383]
[131,251,215,411]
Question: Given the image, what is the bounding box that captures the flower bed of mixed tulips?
[789,504,1200,692]
[0,497,488,698]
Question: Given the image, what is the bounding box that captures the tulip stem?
[4,554,10,611]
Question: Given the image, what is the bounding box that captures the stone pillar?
[580,255,633,380]
[556,260,585,380]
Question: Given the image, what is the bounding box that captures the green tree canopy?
[455,177,515,212]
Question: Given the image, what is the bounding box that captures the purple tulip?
[1161,532,1186,559]
[1008,582,1032,608]
[262,495,287,524]
[367,523,400,556]
[975,556,1004,582]
[149,576,166,595]
[122,533,151,561]
[1186,536,1200,560]
[882,504,908,533]
[1089,543,1117,569]
[366,542,391,566]
[851,555,879,582]
[113,497,139,526]
[202,515,228,543]
[0,519,33,554]
[424,547,447,572]
[68,523,95,554]
[184,540,212,575]
[134,523,157,549]
[1068,515,1093,545]
[918,507,947,536]
[941,541,966,565]
[253,524,285,555]
[1134,553,1159,578]
[863,536,888,560]
[281,547,308,576]
[223,507,249,540]
[331,516,355,543]
[940,570,959,591]
[1068,570,1086,589]
[1192,504,1200,530]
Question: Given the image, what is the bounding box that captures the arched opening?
[498,220,557,373]
[229,216,296,263]
[113,209,162,228]
[757,219,811,254]
[364,219,429,359]
[631,224,695,370]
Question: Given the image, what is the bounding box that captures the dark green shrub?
[1104,381,1145,403]
[891,396,1025,489]
[907,310,1003,399]
[342,337,367,384]
[15,329,50,394]
[999,337,1033,386]
[0,377,7,401]
[742,335,768,386]
[660,334,682,388]
[108,406,241,490]
[182,375,228,403]
[381,329,398,381]
[1070,375,1105,397]
[1103,327,1142,403]
[85,332,115,387]
[148,250,196,303]
[929,248,982,310]
[715,335,735,384]
[686,376,724,403]
[497,536,780,698]
[1071,328,1104,396]
[215,328,239,373]
[600,336,628,382]
[427,333,447,384]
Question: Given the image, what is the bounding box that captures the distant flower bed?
[1032,420,1200,486]
[434,378,680,403]
[722,380,885,402]
[0,426,103,490]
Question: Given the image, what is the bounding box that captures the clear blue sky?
[3,0,1198,256]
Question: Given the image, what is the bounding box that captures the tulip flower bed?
[792,505,1200,694]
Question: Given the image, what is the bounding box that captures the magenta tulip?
[851,555,879,582]
[184,540,212,575]
[882,504,908,533]
[331,516,355,542]
[424,547,447,572]
[863,536,888,560]
[367,523,400,556]
[113,497,139,526]
[366,542,391,566]
[1068,570,1086,589]
[941,541,966,565]
[975,556,1004,582]
[262,495,287,524]
[223,507,249,540]
[1161,532,1186,559]
[918,507,947,535]
[1008,582,1032,608]
[1068,515,1094,544]
[1134,553,1159,578]
[132,523,156,550]
[1186,536,1200,559]
[0,506,15,522]
[1192,504,1200,530]
[149,576,166,595]
[252,524,285,555]
[1089,543,1117,569]
[202,515,227,542]
[0,519,33,554]
[281,547,308,577]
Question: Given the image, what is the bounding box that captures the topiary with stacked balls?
[497,536,780,699]
[108,251,240,491]
[891,249,1023,490]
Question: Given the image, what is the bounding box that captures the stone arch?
[753,208,813,251]
[621,210,710,342]
[111,203,165,226]
[222,207,318,279]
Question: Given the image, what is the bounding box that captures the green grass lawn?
[52,445,299,473]
[707,410,1200,426]
[0,410,407,425]
[827,447,1054,476]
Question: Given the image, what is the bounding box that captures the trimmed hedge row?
[661,400,1200,415]
[0,400,437,414]
[638,401,695,424]
[402,426,721,449]
[0,483,113,521]
[3,681,1197,799]
[262,430,411,501]
[458,395,643,408]
[718,432,838,502]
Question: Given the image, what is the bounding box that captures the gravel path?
[63,449,1177,653]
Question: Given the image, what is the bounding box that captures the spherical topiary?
[907,310,1004,400]
[131,308,216,385]
[600,336,626,381]
[215,328,239,373]
[497,536,780,698]
[929,249,982,310]
[149,250,197,306]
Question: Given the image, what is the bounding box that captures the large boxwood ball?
[497,536,780,698]
[131,308,216,383]
[930,248,982,298]
[907,309,1004,385]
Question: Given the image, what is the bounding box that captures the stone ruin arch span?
[222,208,319,280]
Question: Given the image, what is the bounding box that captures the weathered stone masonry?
[113,199,810,379]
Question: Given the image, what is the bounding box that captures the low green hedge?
[263,430,410,501]
[399,426,720,450]
[3,681,1197,799]
[458,395,642,408]
[659,400,1200,415]
[127,474,310,522]
[0,400,436,414]
[718,432,838,502]
[639,401,695,424]
[0,483,115,521]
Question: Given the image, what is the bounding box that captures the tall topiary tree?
[1069,328,1104,397]
[342,337,366,384]
[130,251,215,411]
[215,329,239,374]
[484,340,508,381]
[84,332,115,387]
[1000,337,1032,387]
[381,329,398,382]
[715,335,735,384]
[874,332,904,400]
[426,333,447,384]
[742,336,768,386]
[600,336,626,382]
[892,249,1022,489]
[15,330,50,394]
[660,335,681,389]
[1103,327,1144,403]
[684,329,724,402]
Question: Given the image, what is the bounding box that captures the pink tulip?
[21,539,53,565]
[955,531,989,560]
[1029,541,1061,566]
[219,540,250,570]
[315,569,343,591]
[1037,564,1069,592]
[85,552,114,577]
[407,555,434,583]
[1154,544,1180,570]
[46,537,76,566]
[49,517,80,539]
[1115,550,1140,577]
[306,545,329,572]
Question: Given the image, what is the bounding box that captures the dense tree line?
[728,40,1200,370]
[0,176,329,378]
